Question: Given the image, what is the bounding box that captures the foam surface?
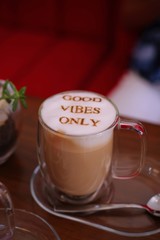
[40,91,117,135]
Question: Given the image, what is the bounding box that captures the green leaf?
[9,81,17,92]
[0,80,27,111]
[20,98,27,109]
[19,86,26,95]
[12,100,18,112]
[2,81,10,96]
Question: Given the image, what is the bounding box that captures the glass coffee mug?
[0,182,61,239]
[37,91,146,205]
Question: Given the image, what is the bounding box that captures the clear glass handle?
[113,118,146,179]
[0,182,15,240]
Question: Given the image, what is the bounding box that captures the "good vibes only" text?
[59,95,102,127]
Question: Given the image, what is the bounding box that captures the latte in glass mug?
[38,90,146,204]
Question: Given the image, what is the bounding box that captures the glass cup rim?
[38,91,120,138]
[14,209,61,240]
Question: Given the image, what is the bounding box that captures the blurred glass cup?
[0,80,21,164]
[0,181,60,240]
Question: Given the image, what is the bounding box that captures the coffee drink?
[41,129,113,197]
[38,91,118,199]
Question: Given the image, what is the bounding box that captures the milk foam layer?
[40,91,117,136]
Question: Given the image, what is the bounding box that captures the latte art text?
[61,105,100,114]
[40,91,117,135]
[59,95,101,127]
[59,116,100,127]
[62,95,102,102]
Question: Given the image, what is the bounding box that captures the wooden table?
[0,96,160,240]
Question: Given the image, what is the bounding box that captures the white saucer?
[30,165,160,237]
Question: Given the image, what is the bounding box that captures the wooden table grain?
[0,96,160,240]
